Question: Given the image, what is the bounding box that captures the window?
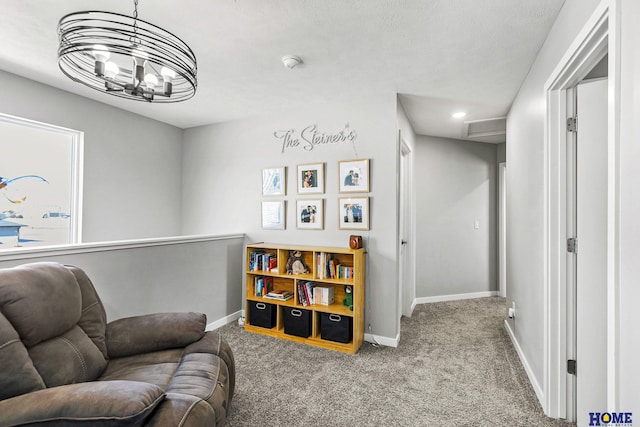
[0,113,83,249]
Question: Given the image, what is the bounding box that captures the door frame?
[498,162,507,298]
[543,0,620,418]
[398,134,416,319]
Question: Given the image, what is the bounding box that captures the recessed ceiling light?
[452,112,467,119]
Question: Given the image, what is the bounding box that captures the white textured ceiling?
[0,0,565,142]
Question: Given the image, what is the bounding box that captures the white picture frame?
[262,166,286,196]
[261,200,286,230]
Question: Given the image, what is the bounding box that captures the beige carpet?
[219,297,575,426]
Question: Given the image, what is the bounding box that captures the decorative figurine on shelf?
[343,285,353,311]
[286,250,310,275]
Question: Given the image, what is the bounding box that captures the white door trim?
[543,0,620,418]
[498,162,507,298]
[398,136,416,318]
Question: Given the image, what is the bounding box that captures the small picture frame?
[262,200,286,230]
[339,197,369,230]
[296,199,324,230]
[339,159,369,193]
[297,163,324,194]
[262,166,286,196]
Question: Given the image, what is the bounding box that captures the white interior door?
[399,139,414,318]
[574,77,608,426]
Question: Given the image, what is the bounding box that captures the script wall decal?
[274,124,357,153]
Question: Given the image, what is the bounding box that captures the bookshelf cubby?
[245,243,365,354]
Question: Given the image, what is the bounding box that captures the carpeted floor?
[219,297,575,426]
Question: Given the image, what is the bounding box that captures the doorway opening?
[543,0,620,421]
[398,135,415,319]
[498,162,506,298]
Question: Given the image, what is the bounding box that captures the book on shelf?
[297,281,316,306]
[313,285,335,306]
[337,264,353,279]
[264,289,294,301]
[316,252,354,280]
[254,276,274,297]
[249,251,278,272]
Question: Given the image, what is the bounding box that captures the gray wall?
[0,70,183,242]
[181,93,400,341]
[0,236,244,323]
[415,135,497,298]
[497,143,506,163]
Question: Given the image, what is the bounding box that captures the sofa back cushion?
[66,265,109,359]
[0,263,82,347]
[0,262,108,388]
[29,325,108,387]
[0,311,45,400]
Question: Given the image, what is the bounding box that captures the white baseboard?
[415,291,499,304]
[504,319,544,406]
[410,299,418,315]
[365,332,400,348]
[206,310,243,331]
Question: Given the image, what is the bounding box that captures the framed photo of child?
[339,159,369,193]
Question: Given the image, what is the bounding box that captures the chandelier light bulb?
[104,61,119,78]
[92,44,110,76]
[160,67,176,82]
[92,45,110,61]
[144,73,158,89]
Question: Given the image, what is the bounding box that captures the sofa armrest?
[106,312,206,358]
[0,380,165,426]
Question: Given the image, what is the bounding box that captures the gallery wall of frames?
[261,159,370,231]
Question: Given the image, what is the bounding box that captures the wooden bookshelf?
[245,243,365,354]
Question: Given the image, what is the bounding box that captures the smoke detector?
[282,55,302,69]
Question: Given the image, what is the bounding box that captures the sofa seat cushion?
[0,380,165,427]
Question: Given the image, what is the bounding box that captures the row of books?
[254,276,273,297]
[316,252,354,280]
[297,281,335,306]
[249,251,278,272]
[297,281,315,306]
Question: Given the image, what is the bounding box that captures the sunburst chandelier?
[57,0,197,103]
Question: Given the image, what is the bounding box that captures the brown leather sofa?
[0,262,235,426]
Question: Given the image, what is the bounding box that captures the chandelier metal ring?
[58,10,197,103]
